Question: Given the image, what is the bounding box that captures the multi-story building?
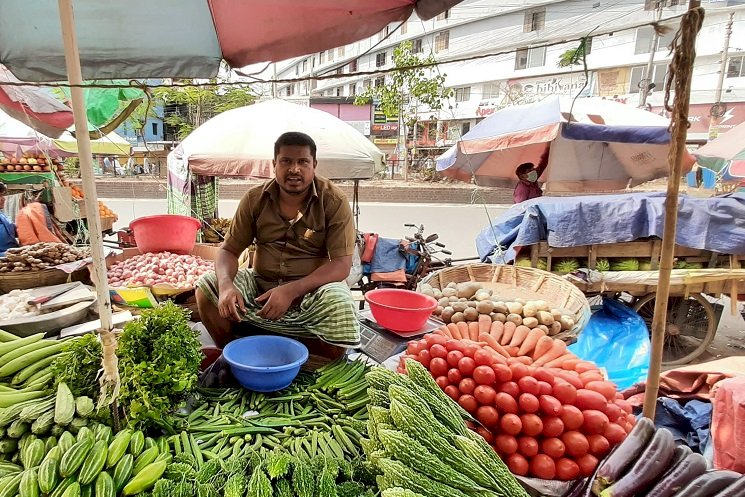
[271,0,745,152]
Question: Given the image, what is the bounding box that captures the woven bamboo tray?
[421,264,591,339]
[0,267,88,294]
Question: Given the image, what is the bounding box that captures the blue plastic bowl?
[222,335,309,392]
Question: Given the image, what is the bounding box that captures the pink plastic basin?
[365,288,438,333]
[129,215,201,255]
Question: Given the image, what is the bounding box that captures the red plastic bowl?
[365,288,438,333]
[130,214,201,255]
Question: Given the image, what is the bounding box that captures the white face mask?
[526,171,538,182]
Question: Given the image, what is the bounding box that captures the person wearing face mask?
[196,132,359,386]
[513,146,550,204]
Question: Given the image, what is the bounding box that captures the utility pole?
[639,2,664,107]
[708,12,735,140]
[272,63,278,98]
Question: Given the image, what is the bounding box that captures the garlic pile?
[0,289,42,321]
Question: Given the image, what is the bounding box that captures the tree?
[557,38,590,68]
[355,41,453,180]
[153,81,257,140]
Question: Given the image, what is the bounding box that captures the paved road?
[103,198,509,261]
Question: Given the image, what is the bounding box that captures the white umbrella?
[169,99,384,180]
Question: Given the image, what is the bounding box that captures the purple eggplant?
[677,470,743,497]
[591,416,655,495]
[645,452,708,497]
[712,475,745,497]
[599,427,675,497]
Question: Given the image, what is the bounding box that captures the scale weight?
[357,309,442,364]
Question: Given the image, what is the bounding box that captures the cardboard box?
[94,244,219,308]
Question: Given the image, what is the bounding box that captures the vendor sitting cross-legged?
[195,131,360,352]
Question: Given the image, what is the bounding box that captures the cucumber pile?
[0,356,375,496]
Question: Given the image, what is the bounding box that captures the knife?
[27,283,80,307]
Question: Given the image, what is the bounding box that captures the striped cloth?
[196,269,361,348]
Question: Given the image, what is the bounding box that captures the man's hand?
[217,283,246,322]
[256,283,298,321]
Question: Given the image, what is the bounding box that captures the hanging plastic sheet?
[569,298,650,390]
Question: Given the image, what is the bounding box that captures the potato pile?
[420,281,576,336]
[0,243,89,272]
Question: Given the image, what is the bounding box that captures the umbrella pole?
[642,2,703,420]
[57,0,114,332]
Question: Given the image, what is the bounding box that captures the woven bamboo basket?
[421,264,591,340]
[0,267,88,294]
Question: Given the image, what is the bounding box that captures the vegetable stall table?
[475,192,745,366]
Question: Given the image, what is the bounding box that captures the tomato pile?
[399,333,636,481]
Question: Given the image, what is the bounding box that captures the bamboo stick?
[643,2,704,419]
[57,0,114,332]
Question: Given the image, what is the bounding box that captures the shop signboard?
[475,72,591,117]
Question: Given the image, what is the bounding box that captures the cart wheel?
[633,293,717,366]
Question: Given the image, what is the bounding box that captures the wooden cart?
[521,240,745,365]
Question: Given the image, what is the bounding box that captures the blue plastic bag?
[568,298,650,390]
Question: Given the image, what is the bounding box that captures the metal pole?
[642,0,702,420]
[639,4,663,107]
[708,12,734,139]
[272,63,278,98]
[57,0,114,331]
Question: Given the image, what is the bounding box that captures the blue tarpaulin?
[655,397,712,454]
[476,192,745,262]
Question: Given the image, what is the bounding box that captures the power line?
[0,10,688,92]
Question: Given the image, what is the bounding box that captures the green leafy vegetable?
[51,334,102,400]
[118,301,202,429]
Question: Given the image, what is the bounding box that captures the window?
[634,26,675,55]
[376,52,387,67]
[336,87,342,96]
[514,46,546,70]
[302,59,308,72]
[349,59,358,72]
[483,82,501,99]
[629,64,668,93]
[337,46,345,58]
[363,79,372,89]
[374,76,385,87]
[462,122,471,135]
[349,83,357,96]
[400,22,408,35]
[437,9,450,20]
[727,55,744,78]
[286,84,295,96]
[151,122,158,136]
[523,8,546,32]
[327,49,334,62]
[295,65,299,76]
[434,31,449,52]
[455,87,471,102]
[412,38,423,53]
[379,25,390,41]
[319,51,326,64]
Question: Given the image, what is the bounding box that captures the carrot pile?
[427,321,576,368]
[397,329,635,481]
